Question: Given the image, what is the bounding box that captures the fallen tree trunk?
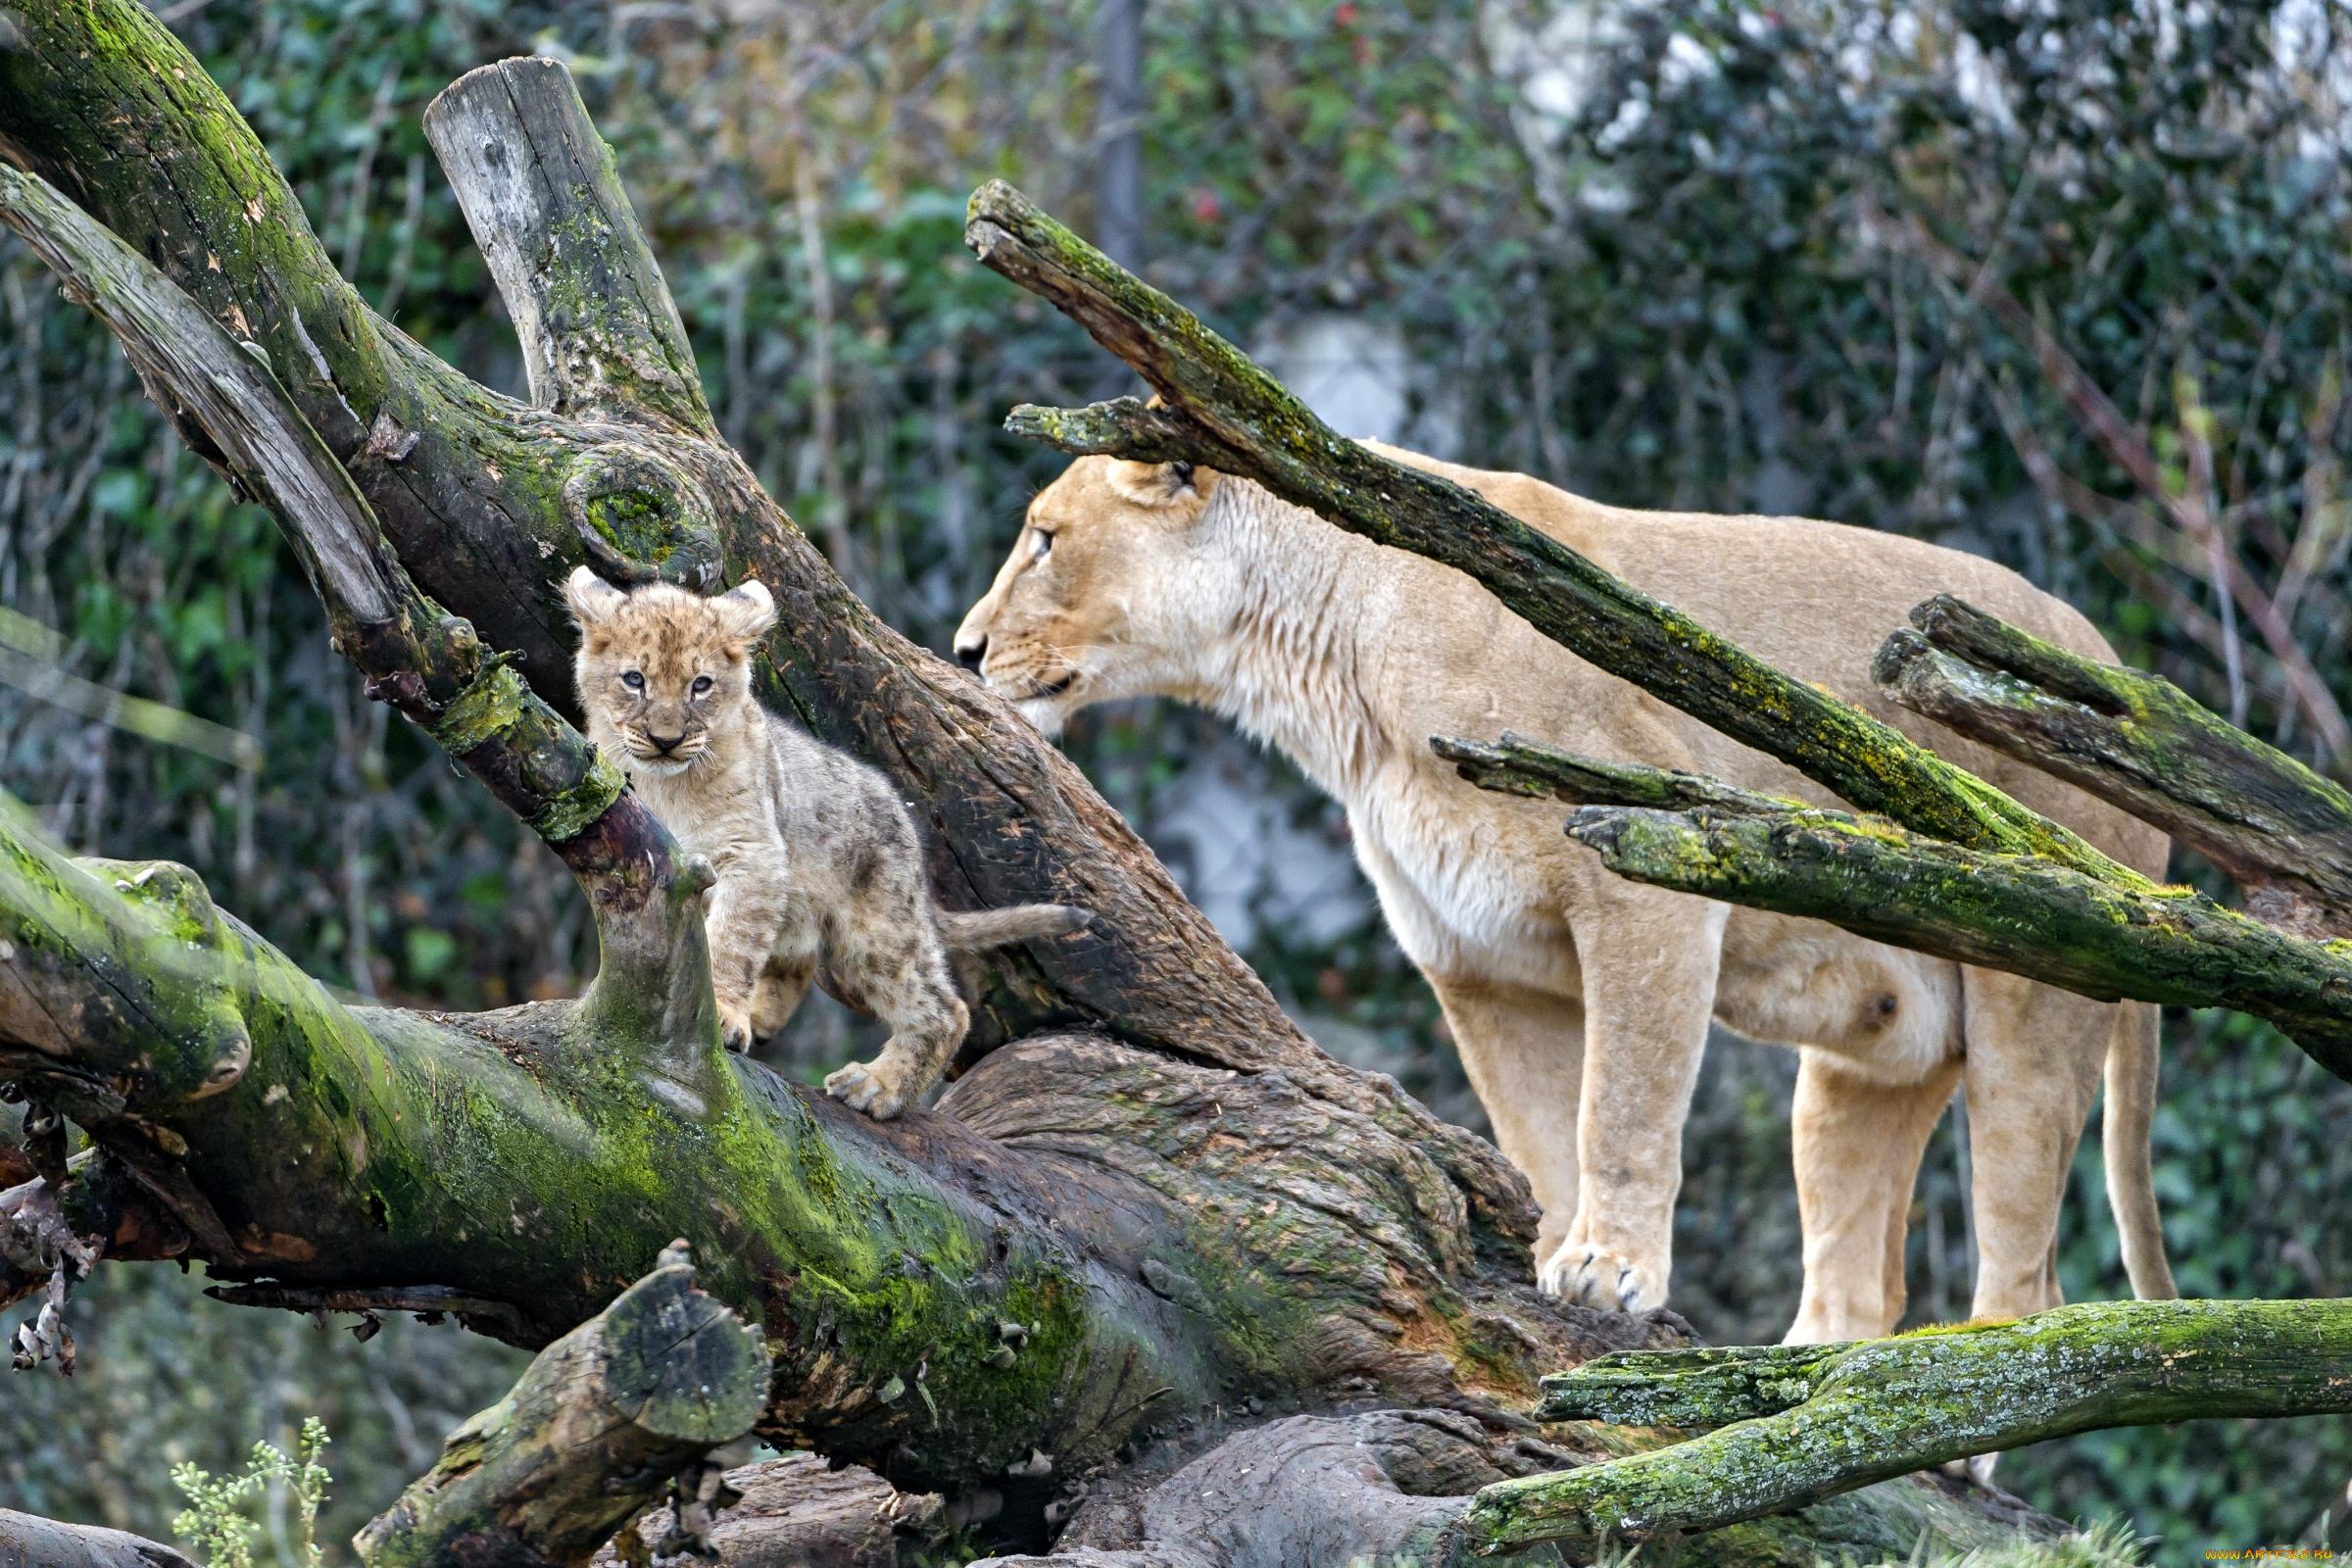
[1461,1298,2352,1553]
[356,1251,771,1566]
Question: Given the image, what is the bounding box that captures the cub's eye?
[621,670,645,691]
[1169,461,1195,488]
[692,675,713,696]
[1031,529,1054,560]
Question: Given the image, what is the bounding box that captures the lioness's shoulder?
[1355,439,1620,564]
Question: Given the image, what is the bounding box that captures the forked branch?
[1878,595,2352,936]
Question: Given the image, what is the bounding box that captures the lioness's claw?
[1539,1239,1664,1313]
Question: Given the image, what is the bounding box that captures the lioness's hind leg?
[1785,1048,1961,1345]
[1958,968,2107,1324]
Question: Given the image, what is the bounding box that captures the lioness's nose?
[648,731,684,754]
[956,636,987,673]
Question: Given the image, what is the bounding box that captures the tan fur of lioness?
[955,445,2178,1342]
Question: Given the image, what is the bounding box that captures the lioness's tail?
[2105,1000,2178,1300]
[938,904,1095,950]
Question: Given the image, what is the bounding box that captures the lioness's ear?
[564,566,628,627]
[1103,458,1217,509]
[712,578,776,642]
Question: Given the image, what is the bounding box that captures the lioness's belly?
[1360,795,1964,1083]
[1712,908,1963,1082]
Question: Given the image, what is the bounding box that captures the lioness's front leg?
[1427,976,1585,1265]
[1543,885,1727,1312]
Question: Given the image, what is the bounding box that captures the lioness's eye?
[692,675,713,695]
[1032,530,1054,560]
[621,670,644,691]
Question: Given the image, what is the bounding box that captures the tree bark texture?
[355,1256,771,1567]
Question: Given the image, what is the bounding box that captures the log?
[1877,594,2352,935]
[1460,1298,2352,1553]
[0,1513,194,1568]
[355,1253,771,1567]
[590,1453,940,1568]
[968,1408,2066,1568]
[962,181,2142,889]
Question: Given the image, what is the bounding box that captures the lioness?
[955,446,2178,1342]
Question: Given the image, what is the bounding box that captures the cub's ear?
[712,578,776,642]
[564,566,628,627]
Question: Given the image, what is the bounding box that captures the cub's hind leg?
[748,949,816,1043]
[820,888,969,1120]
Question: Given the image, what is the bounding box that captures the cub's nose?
[648,732,684,755]
[956,636,988,673]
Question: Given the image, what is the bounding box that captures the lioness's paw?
[716,1003,757,1054]
[824,1056,916,1120]
[1538,1240,1665,1313]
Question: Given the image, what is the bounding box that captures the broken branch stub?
[423,58,714,438]
[965,179,2138,888]
[356,1258,772,1567]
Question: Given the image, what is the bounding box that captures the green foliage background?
[3,0,2350,1557]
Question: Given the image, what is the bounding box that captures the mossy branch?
[1878,594,2352,936]
[1462,1299,2352,1553]
[1439,731,2352,1083]
[423,59,715,436]
[966,180,2140,890]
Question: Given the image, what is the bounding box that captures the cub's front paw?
[715,1002,757,1054]
[824,1056,916,1120]
[1538,1239,1666,1314]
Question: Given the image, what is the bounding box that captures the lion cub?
[564,567,1089,1118]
